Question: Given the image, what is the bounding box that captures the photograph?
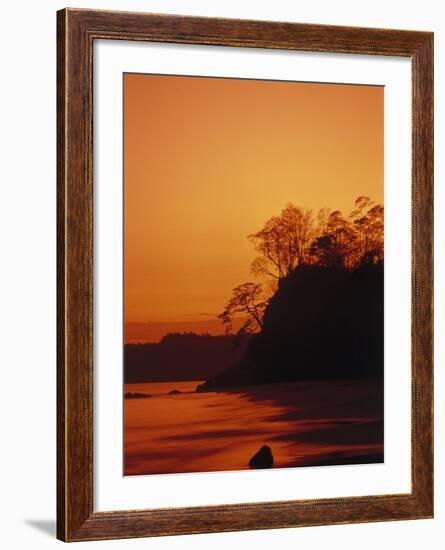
[123,73,384,476]
[51,6,433,543]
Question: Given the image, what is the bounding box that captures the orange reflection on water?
[124,380,383,476]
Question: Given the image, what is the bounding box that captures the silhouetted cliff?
[198,263,383,390]
[124,332,250,383]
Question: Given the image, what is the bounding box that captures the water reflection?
[124,379,383,475]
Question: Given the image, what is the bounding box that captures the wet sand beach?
[124,378,383,476]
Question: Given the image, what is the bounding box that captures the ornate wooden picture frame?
[57,8,433,542]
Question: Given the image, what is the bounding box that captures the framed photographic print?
[57,8,433,542]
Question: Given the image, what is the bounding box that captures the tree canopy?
[220,196,383,335]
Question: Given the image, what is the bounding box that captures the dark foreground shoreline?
[124,378,383,475]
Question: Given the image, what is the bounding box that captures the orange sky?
[124,73,383,342]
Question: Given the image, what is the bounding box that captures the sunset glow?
[124,74,383,342]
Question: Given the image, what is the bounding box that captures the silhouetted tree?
[309,210,358,268]
[309,197,383,269]
[218,282,267,335]
[248,204,315,282]
[350,197,384,265]
[219,196,383,336]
